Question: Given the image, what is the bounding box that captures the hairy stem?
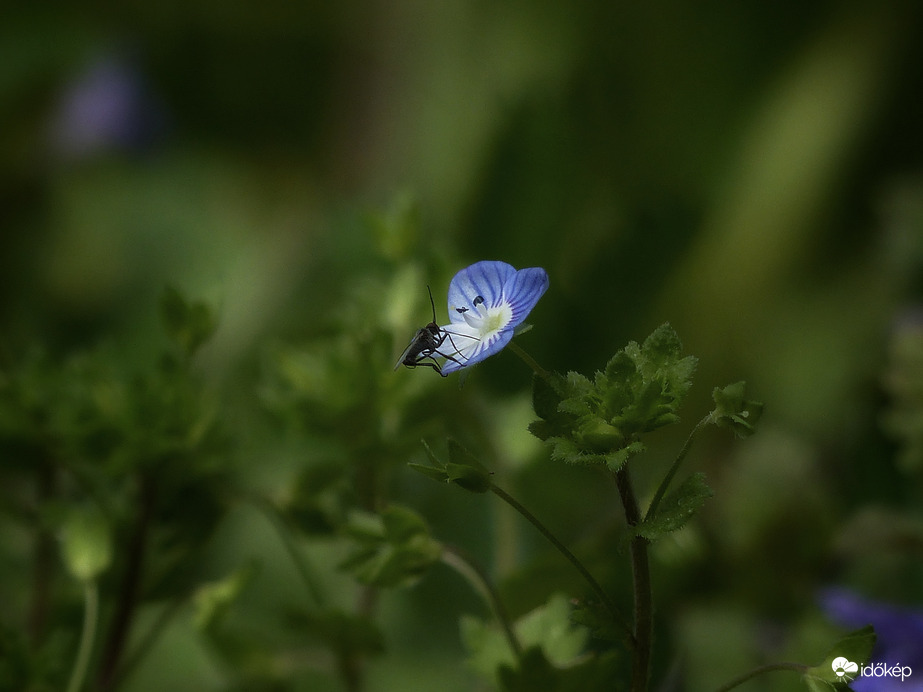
[645,414,712,521]
[489,484,633,644]
[713,662,808,692]
[615,467,652,692]
[441,543,523,661]
[65,581,99,692]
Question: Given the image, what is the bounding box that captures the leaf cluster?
[409,439,494,493]
[0,288,229,689]
[529,323,697,471]
[340,505,442,588]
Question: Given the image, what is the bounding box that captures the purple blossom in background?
[821,588,923,691]
[49,55,166,159]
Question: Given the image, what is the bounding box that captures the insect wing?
[394,327,431,370]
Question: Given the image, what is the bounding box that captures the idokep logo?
[832,656,914,683]
[832,657,859,681]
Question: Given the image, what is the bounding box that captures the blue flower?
[821,588,923,691]
[437,260,548,375]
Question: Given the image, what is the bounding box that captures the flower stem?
[65,581,99,692]
[441,543,523,661]
[615,467,652,692]
[507,341,554,385]
[644,414,712,522]
[713,662,808,692]
[489,483,633,645]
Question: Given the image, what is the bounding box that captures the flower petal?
[503,267,549,328]
[447,260,517,321]
[438,323,514,374]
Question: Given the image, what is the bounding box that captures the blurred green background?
[3,1,923,691]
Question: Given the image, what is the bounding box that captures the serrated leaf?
[604,441,646,472]
[641,323,683,362]
[634,472,713,540]
[530,325,701,471]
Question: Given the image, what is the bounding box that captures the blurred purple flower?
[821,588,923,691]
[49,56,166,159]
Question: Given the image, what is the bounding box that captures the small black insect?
[395,286,474,376]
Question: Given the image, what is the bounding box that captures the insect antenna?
[426,284,437,324]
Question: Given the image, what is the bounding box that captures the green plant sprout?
[383,262,876,691]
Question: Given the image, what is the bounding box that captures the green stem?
[489,484,633,645]
[615,467,652,692]
[29,457,56,646]
[252,496,326,608]
[506,341,554,385]
[645,414,712,522]
[97,473,156,690]
[713,662,808,692]
[441,543,523,661]
[65,581,99,692]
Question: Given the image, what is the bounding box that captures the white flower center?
[461,299,512,336]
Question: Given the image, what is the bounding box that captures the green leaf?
[530,373,572,437]
[804,626,876,687]
[445,439,494,493]
[604,440,646,472]
[711,381,763,438]
[634,472,713,541]
[381,504,430,544]
[60,504,112,582]
[462,594,588,687]
[411,439,493,493]
[531,324,698,471]
[409,439,452,482]
[340,505,441,588]
[408,462,450,483]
